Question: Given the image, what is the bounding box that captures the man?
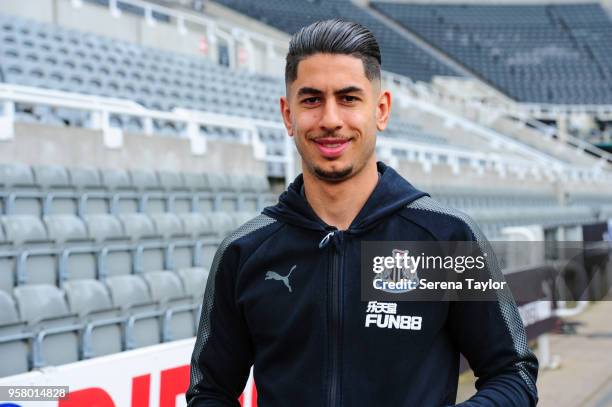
[187,19,538,407]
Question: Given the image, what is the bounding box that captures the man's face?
[280,53,391,182]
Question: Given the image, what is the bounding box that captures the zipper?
[326,229,344,407]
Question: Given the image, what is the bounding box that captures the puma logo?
[265,265,296,293]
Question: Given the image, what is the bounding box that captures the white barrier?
[0,338,256,407]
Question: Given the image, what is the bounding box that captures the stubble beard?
[297,140,375,184]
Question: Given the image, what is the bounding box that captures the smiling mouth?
[318,140,347,147]
[312,137,351,158]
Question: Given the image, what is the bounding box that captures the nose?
[319,99,343,133]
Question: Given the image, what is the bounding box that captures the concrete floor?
[456,300,612,406]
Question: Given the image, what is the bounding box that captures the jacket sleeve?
[448,224,539,407]
[186,240,253,407]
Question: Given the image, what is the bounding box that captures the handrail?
[523,117,612,166]
[1,83,610,184]
[411,81,612,166]
[75,0,284,49]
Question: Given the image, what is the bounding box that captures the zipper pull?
[318,231,335,249]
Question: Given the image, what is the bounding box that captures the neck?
[303,157,379,231]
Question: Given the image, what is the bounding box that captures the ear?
[376,90,392,132]
[280,96,293,137]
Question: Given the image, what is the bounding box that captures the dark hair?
[285,19,381,85]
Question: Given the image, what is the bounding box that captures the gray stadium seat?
[150,212,185,240]
[118,213,158,241]
[1,215,56,285]
[63,279,123,358]
[99,168,139,214]
[118,213,164,272]
[176,267,209,299]
[177,213,217,268]
[203,173,227,210]
[84,214,132,278]
[217,174,241,212]
[68,167,109,215]
[104,275,162,349]
[130,169,165,214]
[143,270,196,340]
[0,225,15,293]
[84,213,127,242]
[201,212,234,268]
[206,212,235,239]
[44,214,96,281]
[0,290,31,376]
[0,163,42,215]
[178,213,213,239]
[246,175,270,193]
[176,267,209,327]
[44,214,89,244]
[158,170,186,192]
[150,213,193,269]
[100,168,132,190]
[182,172,208,192]
[32,165,77,215]
[159,170,192,213]
[13,284,81,368]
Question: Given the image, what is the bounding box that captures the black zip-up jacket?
[187,162,538,407]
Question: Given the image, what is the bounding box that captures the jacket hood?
[263,161,429,234]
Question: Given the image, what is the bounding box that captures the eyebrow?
[296,86,365,98]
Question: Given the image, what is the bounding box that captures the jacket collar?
[263,161,429,234]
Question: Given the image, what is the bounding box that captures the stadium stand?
[0,163,275,217]
[371,2,612,104]
[210,0,460,82]
[0,0,611,382]
[0,262,209,374]
[0,10,458,176]
[0,12,283,119]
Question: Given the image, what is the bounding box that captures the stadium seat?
[0,225,15,293]
[129,169,166,214]
[177,212,218,268]
[32,164,77,215]
[158,170,192,213]
[143,270,196,340]
[118,213,165,272]
[104,275,162,349]
[0,163,42,216]
[206,212,235,239]
[175,266,210,328]
[13,284,81,368]
[0,290,31,376]
[150,213,194,269]
[99,168,139,214]
[63,279,123,358]
[83,214,132,278]
[44,214,97,281]
[68,167,109,215]
[1,215,56,286]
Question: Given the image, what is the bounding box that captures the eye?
[302,97,320,104]
[342,95,359,103]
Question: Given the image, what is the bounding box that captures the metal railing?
[2,83,610,186]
